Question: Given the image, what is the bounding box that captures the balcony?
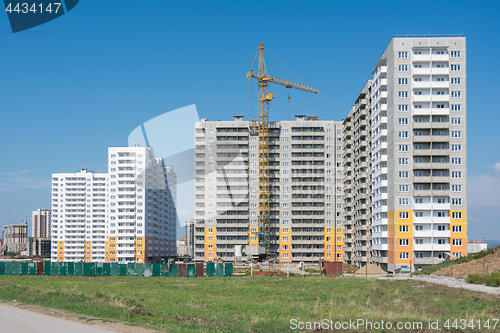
[412,54,431,62]
[413,81,432,89]
[413,68,431,75]
[432,95,450,103]
[432,244,451,251]
[431,107,450,115]
[430,81,449,89]
[433,216,450,224]
[413,95,432,102]
[431,68,449,75]
[413,108,432,115]
[432,203,451,210]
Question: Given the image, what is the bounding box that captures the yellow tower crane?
[247,43,318,258]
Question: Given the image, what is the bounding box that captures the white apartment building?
[106,146,177,263]
[51,169,108,262]
[51,146,177,263]
[194,115,344,263]
[344,36,467,272]
[32,208,51,238]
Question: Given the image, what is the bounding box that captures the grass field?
[0,275,499,332]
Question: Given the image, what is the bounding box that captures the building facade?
[105,146,177,263]
[51,169,108,262]
[194,115,344,263]
[3,222,28,253]
[28,237,51,256]
[343,36,467,272]
[32,208,51,238]
[185,218,194,256]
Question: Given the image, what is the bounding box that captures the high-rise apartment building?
[342,81,371,266]
[343,36,467,272]
[32,208,51,238]
[185,218,195,255]
[194,115,344,263]
[51,169,108,262]
[51,146,177,263]
[106,146,177,263]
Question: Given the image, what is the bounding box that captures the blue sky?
[1,0,499,241]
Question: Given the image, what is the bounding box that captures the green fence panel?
[128,263,135,276]
[50,262,58,276]
[43,262,50,276]
[206,262,214,277]
[13,262,21,276]
[21,262,28,275]
[0,262,6,275]
[6,262,13,276]
[119,264,127,276]
[161,263,169,277]
[152,263,161,277]
[187,264,196,278]
[170,264,178,277]
[59,262,67,276]
[215,263,223,277]
[110,263,118,276]
[83,263,96,276]
[225,263,233,277]
[103,263,110,276]
[67,262,75,276]
[96,263,103,277]
[75,262,83,276]
[28,262,36,275]
[136,263,144,277]
[144,263,152,277]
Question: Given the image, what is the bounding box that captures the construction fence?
[0,261,233,278]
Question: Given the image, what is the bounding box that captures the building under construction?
[193,115,345,263]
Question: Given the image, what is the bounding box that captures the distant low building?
[467,241,487,254]
[177,237,192,257]
[3,222,28,254]
[28,237,51,257]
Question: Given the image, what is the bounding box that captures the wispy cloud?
[0,170,51,191]
[468,162,500,208]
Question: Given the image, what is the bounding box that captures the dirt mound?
[354,264,386,275]
[433,250,500,278]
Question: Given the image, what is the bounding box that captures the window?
[451,118,461,125]
[399,171,409,179]
[451,104,461,111]
[451,51,461,58]
[452,226,462,232]
[282,237,289,242]
[398,105,408,112]
[398,78,408,85]
[398,65,408,71]
[451,78,461,84]
[450,64,461,71]
[282,137,289,142]
[452,239,463,246]
[399,252,409,260]
[398,118,408,125]
[398,131,408,138]
[399,212,409,219]
[452,185,462,192]
[398,91,408,98]
[399,158,409,165]
[451,171,462,178]
[451,91,461,98]
[398,51,408,58]
[399,198,409,205]
[452,198,462,205]
[452,212,463,219]
[399,185,409,192]
[399,145,408,152]
[399,239,409,246]
[451,158,462,165]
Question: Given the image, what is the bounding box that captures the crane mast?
[247,43,318,257]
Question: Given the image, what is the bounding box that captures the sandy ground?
[433,250,500,278]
